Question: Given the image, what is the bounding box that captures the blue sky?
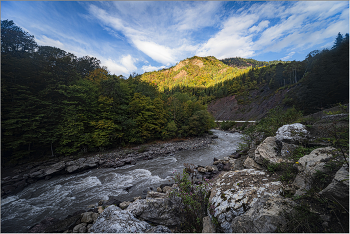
[2,1,349,76]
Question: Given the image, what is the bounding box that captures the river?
[1,129,243,233]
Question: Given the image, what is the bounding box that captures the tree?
[332,32,343,49]
[1,20,37,54]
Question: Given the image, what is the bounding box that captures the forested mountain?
[220,57,287,68]
[153,33,348,117]
[1,20,214,165]
[2,20,348,165]
[140,56,252,91]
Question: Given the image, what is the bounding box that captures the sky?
[1,1,349,76]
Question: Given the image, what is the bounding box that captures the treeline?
[162,33,349,115]
[1,20,214,165]
[284,33,349,114]
[220,57,287,68]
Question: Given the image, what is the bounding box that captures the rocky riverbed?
[1,135,214,198]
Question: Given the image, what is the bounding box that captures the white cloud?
[132,39,177,65]
[281,52,295,61]
[141,65,167,73]
[101,55,138,76]
[249,20,269,33]
[35,35,64,48]
[175,2,222,31]
[196,14,258,59]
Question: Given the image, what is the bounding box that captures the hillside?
[140,56,251,91]
[220,57,287,69]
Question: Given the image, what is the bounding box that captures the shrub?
[220,121,236,130]
[171,164,211,233]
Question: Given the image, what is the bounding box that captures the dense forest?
[1,20,214,165]
[153,34,349,115]
[2,20,348,165]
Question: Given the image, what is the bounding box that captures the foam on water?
[1,129,243,233]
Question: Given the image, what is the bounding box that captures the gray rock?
[162,186,172,193]
[146,191,168,199]
[243,157,263,170]
[254,137,292,165]
[127,197,184,226]
[73,223,87,233]
[119,201,131,209]
[293,147,336,196]
[231,195,296,233]
[89,205,152,233]
[198,167,208,173]
[80,212,94,224]
[87,224,93,233]
[209,169,282,233]
[275,123,309,144]
[145,225,172,233]
[43,161,66,176]
[319,163,349,208]
[43,214,82,233]
[202,216,215,233]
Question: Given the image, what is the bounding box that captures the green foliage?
[1,21,214,165]
[279,204,325,233]
[291,146,316,162]
[254,106,303,136]
[171,164,211,233]
[220,121,236,130]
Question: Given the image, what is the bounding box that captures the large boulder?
[319,163,349,208]
[293,147,336,196]
[230,195,296,233]
[89,205,152,233]
[127,197,184,227]
[243,157,263,170]
[254,137,290,165]
[209,169,282,233]
[275,123,309,144]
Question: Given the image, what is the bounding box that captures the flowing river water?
[1,129,243,233]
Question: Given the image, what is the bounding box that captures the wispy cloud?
[281,52,295,61]
[142,64,167,73]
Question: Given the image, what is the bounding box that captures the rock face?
[275,123,309,144]
[243,157,263,170]
[209,169,281,233]
[230,195,296,233]
[202,216,216,233]
[319,163,349,208]
[127,197,184,227]
[254,137,284,164]
[89,205,151,233]
[89,205,170,233]
[293,147,336,196]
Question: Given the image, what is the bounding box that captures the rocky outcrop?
[275,123,310,144]
[127,196,184,227]
[319,163,349,208]
[293,147,337,196]
[89,205,170,233]
[254,137,289,165]
[230,195,296,233]
[209,169,281,233]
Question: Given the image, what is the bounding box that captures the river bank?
[1,134,215,198]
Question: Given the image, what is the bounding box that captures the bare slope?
[208,84,294,120]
